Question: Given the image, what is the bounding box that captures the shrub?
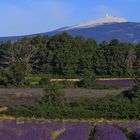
[78,69,96,89]
[40,83,66,107]
[39,77,51,86]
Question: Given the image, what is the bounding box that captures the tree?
[132,78,140,94]
[124,78,140,100]
[40,83,66,107]
[78,69,96,89]
[0,40,37,86]
[110,39,119,46]
[134,46,140,77]
[7,60,30,86]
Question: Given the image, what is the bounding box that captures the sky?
[0,0,139,36]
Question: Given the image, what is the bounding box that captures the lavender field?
[0,120,91,140]
[0,120,139,140]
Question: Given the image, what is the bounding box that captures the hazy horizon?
[0,0,140,37]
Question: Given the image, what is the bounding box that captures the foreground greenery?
[0,33,140,87]
[3,79,140,120]
[0,33,140,120]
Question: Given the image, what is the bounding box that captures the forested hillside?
[0,32,140,87]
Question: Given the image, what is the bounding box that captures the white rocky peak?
[60,15,128,31]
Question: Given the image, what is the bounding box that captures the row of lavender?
[0,120,91,140]
[93,122,140,140]
[0,120,139,140]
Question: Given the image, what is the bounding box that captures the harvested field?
[0,88,122,106]
[0,88,44,106]
[0,88,43,95]
[0,79,134,106]
[65,88,122,98]
[0,94,40,107]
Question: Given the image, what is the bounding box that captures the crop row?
[0,120,139,140]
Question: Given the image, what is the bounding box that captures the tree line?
[0,32,140,86]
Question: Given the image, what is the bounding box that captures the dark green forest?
[0,32,140,87]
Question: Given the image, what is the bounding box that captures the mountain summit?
[60,15,128,31]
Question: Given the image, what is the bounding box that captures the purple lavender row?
[56,122,91,140]
[0,120,91,140]
[94,123,128,140]
[1,120,139,140]
[113,122,140,140]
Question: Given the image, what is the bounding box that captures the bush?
[124,78,140,100]
[39,77,51,86]
[78,69,96,89]
[40,83,66,107]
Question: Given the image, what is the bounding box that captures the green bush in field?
[40,83,66,107]
[78,69,96,89]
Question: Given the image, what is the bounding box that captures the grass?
[28,73,44,81]
[0,115,139,122]
[28,73,46,86]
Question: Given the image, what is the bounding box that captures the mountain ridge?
[0,16,140,43]
[59,15,128,31]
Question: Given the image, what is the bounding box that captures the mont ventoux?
[0,15,140,43]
